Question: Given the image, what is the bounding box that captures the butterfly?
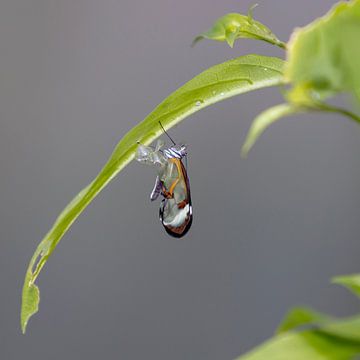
[135,125,193,238]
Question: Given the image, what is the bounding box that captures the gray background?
[1,0,360,359]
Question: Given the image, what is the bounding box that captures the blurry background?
[1,0,360,359]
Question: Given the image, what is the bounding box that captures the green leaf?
[21,265,40,333]
[235,276,360,360]
[192,6,286,49]
[241,103,302,157]
[277,307,360,343]
[240,97,360,158]
[333,274,360,299]
[286,0,360,102]
[236,314,360,360]
[321,316,360,343]
[235,329,360,360]
[277,306,332,334]
[21,54,285,333]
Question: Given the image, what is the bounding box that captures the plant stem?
[313,102,360,125]
[277,41,287,50]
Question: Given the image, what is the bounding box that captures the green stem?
[278,41,287,50]
[313,102,360,125]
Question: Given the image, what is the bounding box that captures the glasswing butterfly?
[135,123,193,238]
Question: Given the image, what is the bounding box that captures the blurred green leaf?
[286,0,360,102]
[21,54,285,333]
[277,308,360,343]
[277,306,332,334]
[241,99,360,157]
[243,0,360,157]
[236,330,360,360]
[235,275,360,360]
[321,316,360,343]
[241,103,302,156]
[333,274,360,299]
[192,6,286,49]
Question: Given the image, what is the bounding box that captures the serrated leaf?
[192,7,286,49]
[333,274,360,299]
[241,103,302,157]
[21,54,285,333]
[277,306,332,334]
[286,0,360,103]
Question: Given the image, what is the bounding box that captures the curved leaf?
[277,307,360,344]
[192,7,286,49]
[332,274,360,299]
[277,306,332,334]
[236,328,360,360]
[21,54,285,333]
[236,314,360,360]
[241,103,302,157]
[237,312,360,360]
[321,316,360,343]
[235,275,360,360]
[241,100,360,158]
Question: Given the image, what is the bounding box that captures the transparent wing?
[150,176,162,201]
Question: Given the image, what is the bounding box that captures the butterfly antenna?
[159,121,176,146]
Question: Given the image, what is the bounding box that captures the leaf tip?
[226,40,235,48]
[21,273,40,334]
[225,27,239,48]
[331,275,348,286]
[332,274,353,285]
[240,143,251,158]
[191,35,203,47]
[331,274,360,298]
[331,275,341,285]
